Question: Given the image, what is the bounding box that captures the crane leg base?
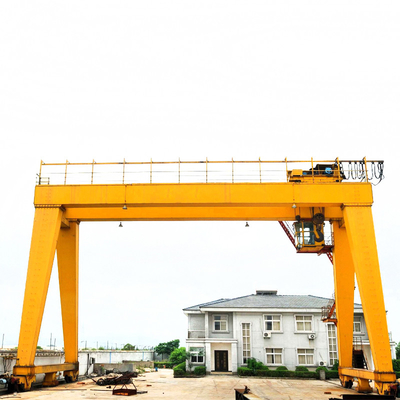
[43,372,59,387]
[375,382,399,396]
[356,378,372,393]
[64,370,79,383]
[13,363,78,390]
[340,376,354,389]
[13,375,35,391]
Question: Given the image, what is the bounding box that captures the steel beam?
[34,182,373,208]
[63,206,345,221]
[14,362,78,375]
[16,208,62,368]
[332,221,356,388]
[57,222,79,368]
[340,367,396,383]
[343,206,394,394]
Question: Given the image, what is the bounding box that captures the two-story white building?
[183,290,394,374]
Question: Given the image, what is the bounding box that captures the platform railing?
[188,330,206,339]
[36,158,384,186]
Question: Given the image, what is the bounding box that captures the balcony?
[188,330,206,339]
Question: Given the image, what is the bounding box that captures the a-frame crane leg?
[56,221,79,384]
[13,207,63,390]
[341,206,396,394]
[332,221,356,389]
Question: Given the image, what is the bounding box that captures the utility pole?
[1,334,4,349]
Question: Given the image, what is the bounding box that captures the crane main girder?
[14,181,396,393]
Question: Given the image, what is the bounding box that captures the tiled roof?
[183,293,362,311]
[183,298,229,311]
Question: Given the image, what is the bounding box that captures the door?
[215,350,229,372]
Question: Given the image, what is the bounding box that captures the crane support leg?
[13,207,63,390]
[57,221,79,383]
[341,206,396,395]
[332,221,355,389]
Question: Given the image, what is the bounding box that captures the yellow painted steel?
[33,182,374,208]
[14,207,63,389]
[14,160,395,393]
[332,221,357,388]
[57,221,79,382]
[343,206,396,393]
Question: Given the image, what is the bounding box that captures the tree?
[123,343,136,351]
[154,339,180,359]
[396,342,400,359]
[169,347,188,365]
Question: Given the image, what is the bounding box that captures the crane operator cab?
[293,213,332,254]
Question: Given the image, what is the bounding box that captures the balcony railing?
[188,330,206,339]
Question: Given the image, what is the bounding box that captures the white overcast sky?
[0,1,399,351]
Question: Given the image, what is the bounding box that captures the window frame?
[263,314,283,332]
[242,322,251,365]
[297,348,315,366]
[265,347,283,366]
[353,315,362,334]
[327,323,338,367]
[189,347,205,364]
[213,314,229,332]
[294,314,314,333]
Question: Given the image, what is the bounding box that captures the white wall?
[0,350,155,383]
[235,312,333,370]
[79,350,155,375]
[186,310,392,373]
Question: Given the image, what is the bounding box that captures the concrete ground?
[0,370,358,400]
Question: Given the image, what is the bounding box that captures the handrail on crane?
[36,158,384,186]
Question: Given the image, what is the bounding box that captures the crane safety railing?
[36,158,384,186]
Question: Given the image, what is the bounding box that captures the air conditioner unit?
[263,332,272,339]
[308,333,316,340]
[319,361,327,366]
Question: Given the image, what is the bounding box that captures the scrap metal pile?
[94,371,138,386]
[93,371,147,396]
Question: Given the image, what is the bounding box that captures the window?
[295,315,313,332]
[297,349,314,365]
[242,323,251,364]
[190,347,204,363]
[327,324,338,366]
[214,315,228,331]
[354,316,362,333]
[263,315,282,331]
[265,348,283,365]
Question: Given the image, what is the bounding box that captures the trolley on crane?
[287,163,345,183]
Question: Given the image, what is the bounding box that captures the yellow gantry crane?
[13,158,396,394]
